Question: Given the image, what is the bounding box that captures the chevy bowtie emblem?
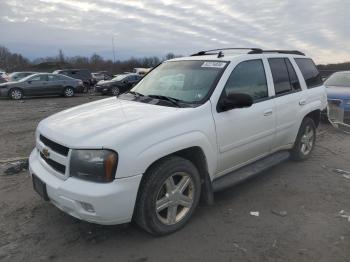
[42,148,50,158]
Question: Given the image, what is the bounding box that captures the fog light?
[80,202,95,213]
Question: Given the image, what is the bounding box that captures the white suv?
[29,48,327,235]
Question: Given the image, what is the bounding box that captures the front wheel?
[111,86,120,96]
[9,88,23,100]
[63,87,74,97]
[290,117,316,161]
[134,156,201,236]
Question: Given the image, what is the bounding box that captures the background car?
[92,71,113,83]
[8,71,37,82]
[0,73,84,100]
[53,69,93,92]
[324,71,350,125]
[94,73,142,95]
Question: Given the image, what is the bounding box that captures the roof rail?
[190,48,305,58]
[190,48,263,58]
[249,49,305,56]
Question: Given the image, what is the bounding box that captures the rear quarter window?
[295,58,322,88]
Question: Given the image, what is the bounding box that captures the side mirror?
[217,93,253,112]
[27,80,32,84]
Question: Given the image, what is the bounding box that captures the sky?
[0,0,349,64]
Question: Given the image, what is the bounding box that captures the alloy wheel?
[11,89,22,100]
[155,172,195,225]
[300,124,314,155]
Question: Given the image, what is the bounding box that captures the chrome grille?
[37,134,70,178]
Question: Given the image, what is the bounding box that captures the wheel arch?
[8,87,24,96]
[304,109,321,127]
[138,146,214,205]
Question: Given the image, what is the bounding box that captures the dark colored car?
[53,69,93,92]
[325,71,350,125]
[8,71,37,82]
[0,73,84,100]
[94,73,142,95]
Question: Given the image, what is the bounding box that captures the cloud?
[0,0,349,63]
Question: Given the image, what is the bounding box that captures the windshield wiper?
[125,91,144,97]
[148,95,181,107]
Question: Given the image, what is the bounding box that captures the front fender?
[128,131,217,179]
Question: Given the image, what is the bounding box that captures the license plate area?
[32,174,49,201]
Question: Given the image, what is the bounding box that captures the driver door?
[25,74,49,95]
[212,59,276,177]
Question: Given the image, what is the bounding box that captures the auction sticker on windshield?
[201,61,226,68]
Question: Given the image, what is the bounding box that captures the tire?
[111,86,120,96]
[134,156,201,236]
[290,117,316,161]
[9,88,23,100]
[63,87,74,97]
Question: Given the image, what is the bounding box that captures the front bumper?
[29,148,142,225]
[94,85,111,93]
[0,88,9,97]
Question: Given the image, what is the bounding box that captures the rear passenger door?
[213,59,276,176]
[267,58,303,149]
[47,75,64,94]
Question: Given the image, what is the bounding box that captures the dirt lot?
[0,94,349,262]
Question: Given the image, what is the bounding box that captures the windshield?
[129,60,227,103]
[325,72,350,87]
[112,75,127,81]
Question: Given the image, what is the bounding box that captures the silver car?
[0,73,84,100]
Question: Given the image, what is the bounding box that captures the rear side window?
[268,58,301,95]
[295,58,322,88]
[223,59,268,101]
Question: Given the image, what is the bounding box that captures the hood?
[326,86,350,99]
[0,81,17,86]
[97,79,120,86]
[38,97,181,148]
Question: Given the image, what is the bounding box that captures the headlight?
[70,150,118,183]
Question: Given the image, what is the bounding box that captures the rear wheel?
[9,88,23,100]
[64,87,74,97]
[290,117,316,161]
[134,156,201,236]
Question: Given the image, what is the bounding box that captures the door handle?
[299,99,306,106]
[263,109,273,116]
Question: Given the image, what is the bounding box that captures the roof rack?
[249,49,305,56]
[190,48,263,58]
[190,48,305,58]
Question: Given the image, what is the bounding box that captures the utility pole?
[112,36,116,63]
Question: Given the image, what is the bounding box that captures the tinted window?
[223,59,268,101]
[269,58,291,94]
[295,58,322,88]
[269,58,301,95]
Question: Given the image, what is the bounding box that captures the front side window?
[295,58,322,88]
[223,59,268,101]
[269,58,301,95]
[30,75,48,81]
[129,60,228,103]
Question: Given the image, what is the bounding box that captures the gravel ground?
[0,94,349,262]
